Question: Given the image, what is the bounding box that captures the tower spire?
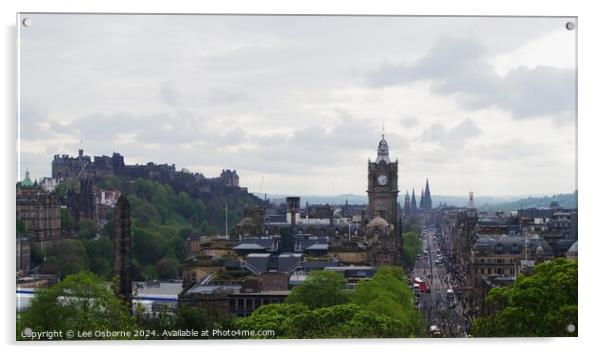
[404,190,410,210]
[375,134,390,163]
[424,178,432,209]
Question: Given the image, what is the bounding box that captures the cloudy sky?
[18,14,576,196]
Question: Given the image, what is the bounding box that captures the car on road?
[447,301,456,309]
[413,284,421,295]
[430,325,443,337]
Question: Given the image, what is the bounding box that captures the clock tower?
[367,135,399,227]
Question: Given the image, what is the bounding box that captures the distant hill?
[478,192,578,211]
[253,192,578,210]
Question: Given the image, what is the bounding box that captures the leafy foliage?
[155,258,180,280]
[238,267,425,338]
[40,239,89,278]
[472,258,578,337]
[29,242,44,268]
[17,272,140,340]
[83,236,114,279]
[46,175,260,280]
[352,266,423,335]
[286,270,350,309]
[401,231,422,268]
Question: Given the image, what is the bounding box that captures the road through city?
[411,227,468,337]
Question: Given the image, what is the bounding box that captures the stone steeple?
[410,189,417,210]
[424,178,432,209]
[375,135,391,163]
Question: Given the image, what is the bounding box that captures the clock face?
[377,174,388,186]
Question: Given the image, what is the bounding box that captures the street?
[411,227,469,337]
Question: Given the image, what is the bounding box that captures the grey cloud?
[400,116,419,128]
[421,118,482,149]
[18,15,576,195]
[160,82,182,107]
[19,101,55,140]
[40,110,249,148]
[204,88,249,106]
[369,36,575,122]
[478,138,546,161]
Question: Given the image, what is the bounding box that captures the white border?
[2,1,599,354]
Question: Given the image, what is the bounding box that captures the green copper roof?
[21,170,33,187]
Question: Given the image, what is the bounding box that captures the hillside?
[478,191,578,211]
[254,192,578,210]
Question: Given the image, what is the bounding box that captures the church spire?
[419,189,424,209]
[404,191,410,210]
[424,178,432,209]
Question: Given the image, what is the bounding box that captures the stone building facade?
[16,184,62,248]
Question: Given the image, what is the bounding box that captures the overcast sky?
[18,14,576,196]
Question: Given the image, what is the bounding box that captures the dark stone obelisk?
[113,195,132,311]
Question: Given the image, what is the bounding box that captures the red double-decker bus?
[413,277,430,293]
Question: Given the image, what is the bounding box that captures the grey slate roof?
[306,243,329,250]
[473,236,554,256]
[233,243,266,250]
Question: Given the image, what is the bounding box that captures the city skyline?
[18,14,576,196]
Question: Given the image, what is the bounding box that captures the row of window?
[477,257,515,264]
[476,267,515,275]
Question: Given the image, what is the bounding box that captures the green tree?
[84,236,113,279]
[176,192,194,218]
[30,242,44,267]
[155,258,180,280]
[76,219,97,240]
[286,270,350,309]
[402,231,422,267]
[18,272,140,340]
[173,305,211,336]
[235,303,308,338]
[167,235,187,262]
[60,208,73,234]
[472,258,578,337]
[236,303,417,339]
[98,175,121,190]
[101,209,116,239]
[133,228,166,265]
[352,266,423,336]
[40,239,89,278]
[178,226,194,240]
[129,195,161,228]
